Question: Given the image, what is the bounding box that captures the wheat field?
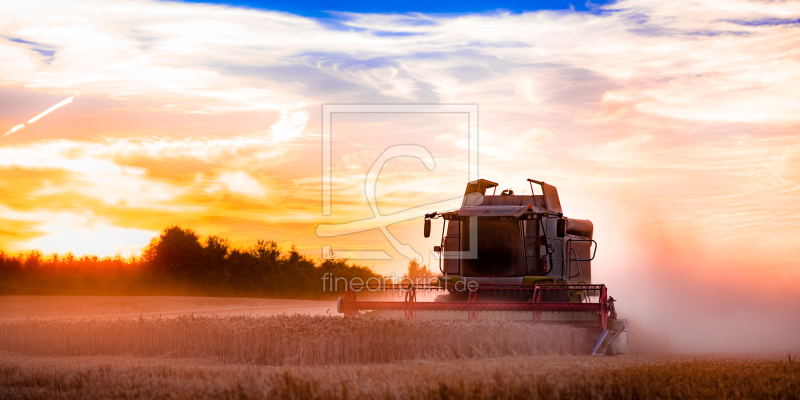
[0,352,796,399]
[0,295,332,321]
[0,297,796,399]
[0,315,594,364]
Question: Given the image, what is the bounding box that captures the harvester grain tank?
[337,178,628,355]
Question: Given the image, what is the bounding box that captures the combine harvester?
[337,179,628,356]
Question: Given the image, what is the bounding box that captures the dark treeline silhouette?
[0,226,380,299]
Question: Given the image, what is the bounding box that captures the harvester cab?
[426,178,595,287]
[337,178,628,356]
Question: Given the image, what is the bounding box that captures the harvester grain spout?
[337,178,628,355]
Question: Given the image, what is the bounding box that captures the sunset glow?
[0,0,799,289]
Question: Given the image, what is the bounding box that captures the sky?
[2,0,800,351]
[2,0,799,263]
[172,0,613,17]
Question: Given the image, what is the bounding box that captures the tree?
[142,226,204,279]
[1,225,389,299]
[404,258,435,283]
[251,240,280,263]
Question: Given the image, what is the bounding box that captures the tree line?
[0,226,384,299]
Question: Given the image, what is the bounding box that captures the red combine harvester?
[337,178,628,355]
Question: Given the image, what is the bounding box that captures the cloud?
[269,108,309,142]
[3,0,799,122]
[213,171,268,198]
[0,140,188,209]
[0,0,798,353]
[0,0,798,271]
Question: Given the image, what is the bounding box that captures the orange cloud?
[0,0,797,283]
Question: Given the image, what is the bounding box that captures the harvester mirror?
[557,218,566,238]
[424,219,431,238]
[433,246,441,253]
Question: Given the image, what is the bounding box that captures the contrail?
[3,92,80,137]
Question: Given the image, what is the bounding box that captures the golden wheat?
[0,315,594,364]
[0,353,796,400]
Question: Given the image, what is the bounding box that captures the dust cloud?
[596,221,800,354]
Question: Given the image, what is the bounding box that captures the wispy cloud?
[0,0,798,268]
